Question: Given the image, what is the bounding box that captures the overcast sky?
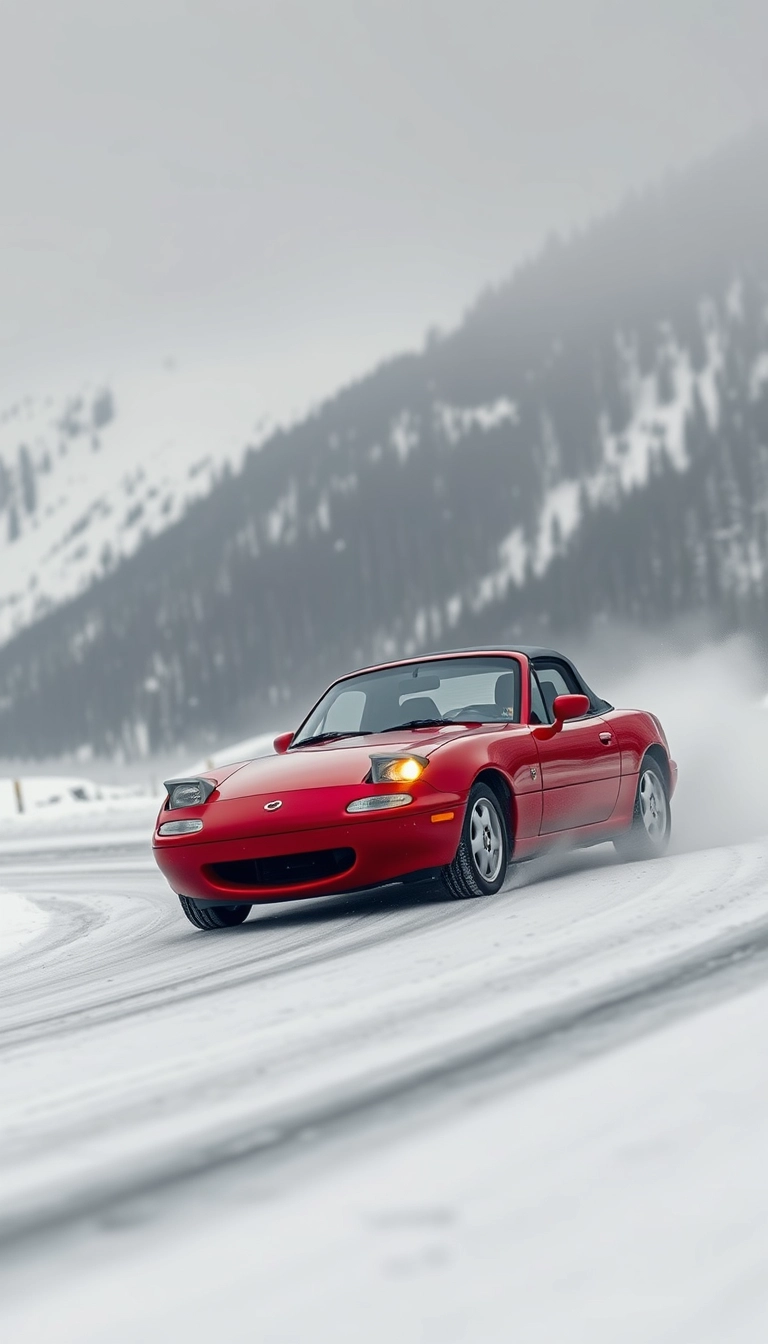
[1,0,767,417]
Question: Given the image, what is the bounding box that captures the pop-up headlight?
[369,755,427,784]
[164,777,216,809]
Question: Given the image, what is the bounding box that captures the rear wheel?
[614,758,671,861]
[443,784,509,900]
[178,896,252,930]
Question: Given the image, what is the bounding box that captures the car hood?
[214,728,474,799]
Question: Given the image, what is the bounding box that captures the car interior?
[396,668,521,725]
[398,695,441,722]
[538,680,560,719]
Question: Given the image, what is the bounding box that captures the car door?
[531,659,621,834]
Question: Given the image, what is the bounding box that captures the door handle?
[599,731,613,745]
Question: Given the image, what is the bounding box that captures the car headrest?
[399,695,440,722]
[538,680,559,717]
[494,673,518,715]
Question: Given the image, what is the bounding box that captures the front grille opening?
[207,847,355,890]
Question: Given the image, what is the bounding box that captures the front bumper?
[153,806,464,904]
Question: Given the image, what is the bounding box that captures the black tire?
[613,756,671,861]
[443,783,510,900]
[179,896,252,930]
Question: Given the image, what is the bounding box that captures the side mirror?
[553,693,590,723]
[533,693,590,740]
[273,731,294,755]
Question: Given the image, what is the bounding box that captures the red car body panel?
[152,648,677,906]
[155,809,465,904]
[533,717,621,833]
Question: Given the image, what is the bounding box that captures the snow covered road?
[1,828,768,1340]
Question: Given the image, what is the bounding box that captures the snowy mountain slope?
[406,316,732,644]
[0,366,273,646]
[1,131,768,756]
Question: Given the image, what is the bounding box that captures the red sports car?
[153,647,678,930]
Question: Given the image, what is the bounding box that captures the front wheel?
[443,784,509,900]
[614,759,671,861]
[179,896,252,930]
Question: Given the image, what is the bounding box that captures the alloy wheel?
[639,767,668,843]
[469,797,504,882]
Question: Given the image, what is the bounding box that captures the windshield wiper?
[292,730,373,748]
[381,717,472,731]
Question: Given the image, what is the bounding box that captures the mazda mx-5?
[153,646,677,929]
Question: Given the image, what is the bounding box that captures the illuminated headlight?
[164,777,216,809]
[346,794,413,814]
[158,819,204,836]
[369,755,427,784]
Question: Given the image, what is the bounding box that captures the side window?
[529,672,549,725]
[532,661,581,721]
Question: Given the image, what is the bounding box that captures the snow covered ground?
[0,775,150,820]
[1,832,767,1342]
[1,890,49,959]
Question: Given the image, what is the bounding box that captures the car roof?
[347,646,566,677]
[430,645,565,660]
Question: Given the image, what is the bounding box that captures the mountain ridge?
[1,130,767,758]
[0,366,279,647]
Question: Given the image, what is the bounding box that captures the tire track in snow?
[1,833,766,1260]
[0,878,479,1047]
[3,909,768,1253]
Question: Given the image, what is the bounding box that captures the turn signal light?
[346,794,413,814]
[158,819,204,836]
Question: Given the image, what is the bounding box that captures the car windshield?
[292,657,521,745]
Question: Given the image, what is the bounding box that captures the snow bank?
[0,891,49,959]
[0,732,276,837]
[184,731,276,774]
[0,775,150,821]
